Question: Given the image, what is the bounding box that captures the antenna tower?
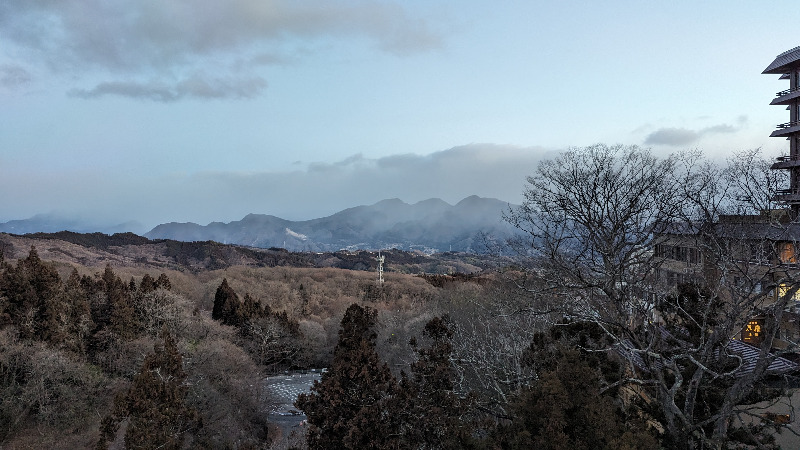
[376,250,385,285]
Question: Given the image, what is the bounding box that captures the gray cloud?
[644,118,745,146]
[0,144,547,229]
[0,64,32,87]
[0,0,442,99]
[70,75,268,101]
[644,128,701,146]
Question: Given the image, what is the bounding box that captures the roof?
[658,218,800,242]
[764,46,800,74]
[616,338,799,378]
[728,339,799,376]
[714,222,800,241]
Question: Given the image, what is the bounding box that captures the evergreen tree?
[241,293,264,321]
[499,347,657,450]
[156,273,172,291]
[296,303,399,449]
[398,316,478,449]
[128,277,137,293]
[212,278,240,325]
[61,268,93,354]
[139,273,157,293]
[102,266,138,339]
[0,247,62,340]
[97,330,199,449]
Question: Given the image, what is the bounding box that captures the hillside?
[0,231,515,275]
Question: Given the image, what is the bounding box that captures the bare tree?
[442,282,541,417]
[507,144,800,449]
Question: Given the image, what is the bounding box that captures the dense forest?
[0,242,658,449]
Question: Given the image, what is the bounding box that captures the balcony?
[771,121,800,138]
[771,86,800,105]
[773,187,800,202]
[772,154,800,169]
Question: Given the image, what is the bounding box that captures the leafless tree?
[442,282,541,417]
[506,144,800,448]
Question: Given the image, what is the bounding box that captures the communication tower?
[376,250,385,285]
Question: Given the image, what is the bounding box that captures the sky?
[0,1,797,231]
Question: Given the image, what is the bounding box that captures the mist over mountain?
[0,213,146,236]
[146,196,518,254]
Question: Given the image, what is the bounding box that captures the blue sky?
[0,1,796,231]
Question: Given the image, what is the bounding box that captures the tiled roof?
[615,337,799,378]
[764,46,800,74]
[714,222,800,241]
[659,220,800,242]
[728,339,798,376]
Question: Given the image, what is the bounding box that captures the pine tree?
[102,266,138,339]
[398,316,478,449]
[139,273,157,294]
[241,293,263,321]
[97,330,199,449]
[296,304,399,449]
[61,268,93,354]
[155,273,172,291]
[212,278,240,325]
[0,247,62,340]
[501,348,657,450]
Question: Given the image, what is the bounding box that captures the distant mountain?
[146,196,519,254]
[0,214,146,235]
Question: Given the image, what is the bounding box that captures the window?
[688,248,700,264]
[743,319,763,343]
[779,242,797,264]
[778,283,800,301]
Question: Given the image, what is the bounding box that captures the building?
[651,46,800,351]
[765,46,800,210]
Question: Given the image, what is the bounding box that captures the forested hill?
[0,231,513,274]
[145,196,518,253]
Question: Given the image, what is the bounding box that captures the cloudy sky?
[0,1,796,231]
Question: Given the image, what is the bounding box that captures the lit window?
[779,242,797,264]
[743,319,763,343]
[778,284,800,301]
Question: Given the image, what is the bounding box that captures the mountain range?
[1,196,519,254]
[145,196,517,253]
[0,213,146,235]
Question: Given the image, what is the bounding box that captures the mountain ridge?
[0,196,519,254]
[145,196,517,253]
[0,213,146,235]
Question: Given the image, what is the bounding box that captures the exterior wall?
[654,219,800,352]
